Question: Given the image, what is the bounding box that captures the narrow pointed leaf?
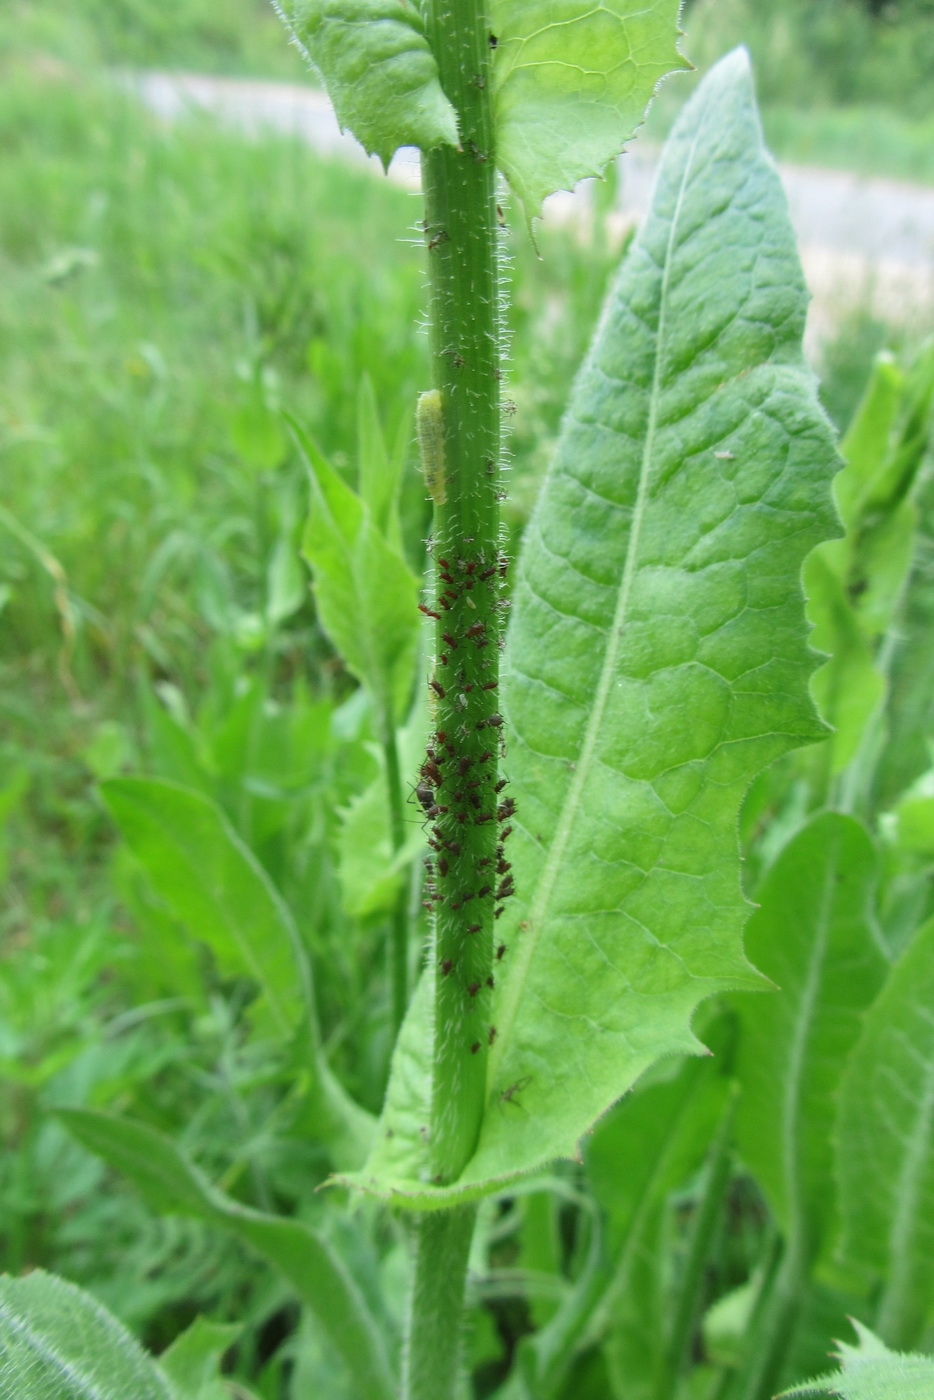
[58,1110,396,1400]
[837,916,934,1347]
[0,1270,174,1400]
[279,0,457,168]
[491,0,689,220]
[734,813,889,1260]
[102,777,311,1038]
[348,49,839,1210]
[101,777,373,1166]
[297,423,419,731]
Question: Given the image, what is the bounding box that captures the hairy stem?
[419,0,504,1186]
[403,1206,478,1400]
[382,726,409,1036]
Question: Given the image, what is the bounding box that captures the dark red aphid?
[488,1025,497,1045]
[419,604,441,619]
[465,621,486,639]
[438,557,450,569]
[494,778,507,793]
[437,856,449,877]
[486,975,495,989]
[421,758,442,785]
[478,751,493,763]
[497,858,511,875]
[494,905,505,919]
[416,782,434,812]
[479,564,496,581]
[441,959,453,976]
[446,840,462,856]
[457,756,473,776]
[483,681,499,691]
[429,679,445,699]
[486,713,504,729]
[478,884,492,899]
[496,943,507,960]
[474,812,494,825]
[427,803,448,819]
[442,633,457,650]
[500,824,513,841]
[436,729,448,744]
[471,1041,481,1054]
[498,796,517,820]
[467,923,481,934]
[467,981,481,997]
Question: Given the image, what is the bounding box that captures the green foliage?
[734,813,889,1260]
[781,1319,934,1399]
[491,0,689,220]
[59,1110,397,1400]
[0,1270,174,1400]
[349,48,838,1212]
[4,9,934,1400]
[836,917,934,1349]
[280,0,458,168]
[298,421,419,734]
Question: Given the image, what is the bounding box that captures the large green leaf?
[58,1110,396,1400]
[780,1319,934,1399]
[0,1270,174,1400]
[836,916,934,1347]
[297,422,419,734]
[348,48,838,1210]
[734,813,889,1260]
[280,0,457,168]
[491,0,689,221]
[101,777,373,1167]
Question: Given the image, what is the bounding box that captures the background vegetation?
[1,0,932,1394]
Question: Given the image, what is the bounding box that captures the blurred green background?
[1,0,932,1391]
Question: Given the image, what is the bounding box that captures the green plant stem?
[420,0,502,1186]
[400,1,501,1389]
[403,1206,478,1400]
[655,1088,737,1400]
[728,1239,803,1400]
[382,725,409,1036]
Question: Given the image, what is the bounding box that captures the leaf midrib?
[490,120,705,1086]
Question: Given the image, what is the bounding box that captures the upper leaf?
[733,813,889,1261]
[349,49,839,1209]
[491,0,689,220]
[0,1270,175,1400]
[836,915,934,1347]
[780,1319,934,1399]
[279,0,457,168]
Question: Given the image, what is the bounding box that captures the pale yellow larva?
[416,389,447,506]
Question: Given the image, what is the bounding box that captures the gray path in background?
[130,70,934,344]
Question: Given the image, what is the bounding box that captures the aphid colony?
[415,542,514,1056]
